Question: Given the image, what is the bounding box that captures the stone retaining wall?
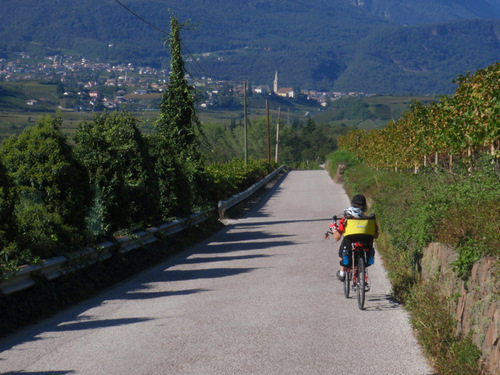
[421,243,499,374]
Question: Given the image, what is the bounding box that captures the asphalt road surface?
[0,170,433,374]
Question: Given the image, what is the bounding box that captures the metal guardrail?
[0,166,286,296]
[218,165,286,218]
[0,211,211,295]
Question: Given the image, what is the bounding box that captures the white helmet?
[344,206,364,219]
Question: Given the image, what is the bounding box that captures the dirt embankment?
[421,243,499,374]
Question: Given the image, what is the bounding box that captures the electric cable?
[113,0,213,80]
[113,0,169,35]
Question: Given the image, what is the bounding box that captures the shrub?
[147,133,198,220]
[0,158,15,248]
[325,149,358,173]
[1,116,90,259]
[0,158,18,279]
[74,113,159,236]
[204,159,278,203]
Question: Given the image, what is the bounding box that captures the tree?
[156,17,200,152]
[1,116,91,259]
[56,81,65,97]
[152,16,207,217]
[74,112,159,236]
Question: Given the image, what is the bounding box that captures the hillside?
[0,0,499,94]
[351,0,500,25]
[333,19,500,93]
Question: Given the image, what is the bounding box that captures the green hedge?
[204,159,278,202]
[74,113,159,236]
[0,114,279,280]
[1,116,90,265]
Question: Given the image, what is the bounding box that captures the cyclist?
[330,194,378,282]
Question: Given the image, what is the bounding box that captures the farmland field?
[0,80,437,142]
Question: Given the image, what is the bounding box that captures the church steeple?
[273,71,278,94]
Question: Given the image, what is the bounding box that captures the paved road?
[0,170,433,374]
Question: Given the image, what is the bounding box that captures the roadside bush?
[325,149,358,171]
[204,159,278,202]
[432,166,500,279]
[0,158,18,279]
[147,133,198,220]
[0,158,15,246]
[0,116,90,259]
[74,112,159,236]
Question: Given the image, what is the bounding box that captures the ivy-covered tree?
[156,17,200,152]
[74,112,159,236]
[1,116,91,259]
[152,16,207,217]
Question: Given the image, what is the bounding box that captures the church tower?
[273,71,278,94]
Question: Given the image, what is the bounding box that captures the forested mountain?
[350,0,500,25]
[1,0,499,94]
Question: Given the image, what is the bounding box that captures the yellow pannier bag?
[344,218,376,238]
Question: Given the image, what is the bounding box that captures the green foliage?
[433,166,500,279]
[204,159,277,202]
[325,150,358,170]
[153,16,207,218]
[372,167,499,290]
[339,62,500,171]
[451,240,484,281]
[74,112,159,236]
[328,98,375,121]
[156,17,200,153]
[0,158,16,247]
[0,116,90,259]
[0,158,18,279]
[146,134,187,219]
[200,117,349,166]
[407,283,482,375]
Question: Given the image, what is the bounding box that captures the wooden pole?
[244,81,248,166]
[266,100,270,162]
[275,107,281,163]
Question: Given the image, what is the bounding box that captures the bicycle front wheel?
[357,257,365,310]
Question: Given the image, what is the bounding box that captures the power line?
[113,0,213,79]
[113,0,169,35]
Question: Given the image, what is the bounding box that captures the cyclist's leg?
[367,237,375,266]
[337,238,349,281]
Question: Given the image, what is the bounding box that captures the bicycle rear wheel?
[343,269,350,298]
[357,257,366,310]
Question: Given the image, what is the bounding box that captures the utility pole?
[244,81,248,166]
[275,107,281,163]
[266,99,270,162]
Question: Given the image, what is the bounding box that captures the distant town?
[0,53,374,112]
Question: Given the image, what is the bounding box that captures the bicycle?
[326,215,374,310]
[342,239,371,310]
